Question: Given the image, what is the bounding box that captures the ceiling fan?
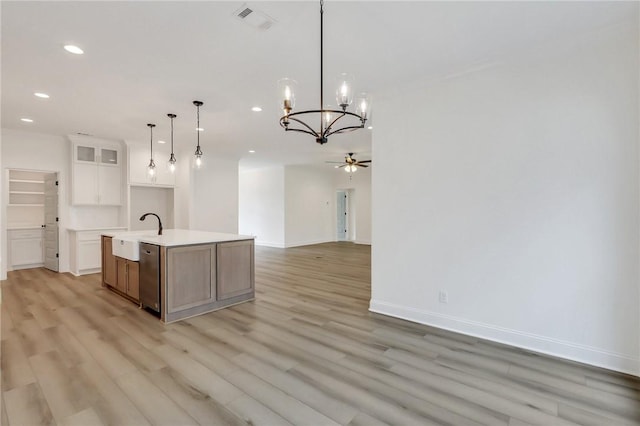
[326,153,371,172]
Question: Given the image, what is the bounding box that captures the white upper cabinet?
[128,143,175,187]
[70,135,123,205]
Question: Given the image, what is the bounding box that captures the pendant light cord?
[320,0,324,131]
[196,104,200,150]
[170,116,174,154]
[150,125,153,159]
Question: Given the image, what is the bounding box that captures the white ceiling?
[2,1,635,170]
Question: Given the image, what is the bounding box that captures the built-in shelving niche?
[7,170,47,227]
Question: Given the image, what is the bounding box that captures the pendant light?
[146,123,156,181]
[193,100,203,168]
[278,0,370,145]
[167,113,177,173]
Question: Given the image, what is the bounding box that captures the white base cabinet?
[8,229,44,270]
[69,228,125,275]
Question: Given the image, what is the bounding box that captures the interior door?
[44,173,59,271]
[336,191,347,241]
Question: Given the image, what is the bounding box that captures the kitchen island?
[102,229,255,323]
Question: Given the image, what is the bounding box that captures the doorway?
[336,189,355,241]
[6,169,59,272]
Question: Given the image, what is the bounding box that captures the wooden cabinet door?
[115,257,127,293]
[217,240,254,301]
[167,244,216,313]
[102,237,116,286]
[127,260,140,300]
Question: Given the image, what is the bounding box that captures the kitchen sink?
[112,236,141,261]
[112,232,157,261]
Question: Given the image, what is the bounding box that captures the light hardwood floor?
[2,242,640,425]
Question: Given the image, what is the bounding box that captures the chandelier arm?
[286,116,321,137]
[284,127,321,138]
[325,124,365,137]
[324,111,347,134]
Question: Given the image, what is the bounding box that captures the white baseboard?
[354,240,371,245]
[255,240,286,248]
[369,299,639,376]
[285,239,334,248]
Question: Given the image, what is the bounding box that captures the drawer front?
[10,229,44,240]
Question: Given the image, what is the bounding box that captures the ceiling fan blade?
[334,165,344,169]
[358,164,369,168]
[357,160,372,164]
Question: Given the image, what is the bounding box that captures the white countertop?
[7,225,43,230]
[68,226,127,232]
[103,229,254,247]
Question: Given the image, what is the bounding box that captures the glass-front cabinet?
[70,136,122,205]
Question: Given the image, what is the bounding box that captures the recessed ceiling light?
[251,106,262,112]
[249,150,256,153]
[367,126,373,130]
[21,118,34,123]
[34,92,50,99]
[196,127,204,132]
[158,140,166,144]
[64,45,84,55]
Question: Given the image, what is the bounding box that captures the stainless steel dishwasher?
[139,243,160,312]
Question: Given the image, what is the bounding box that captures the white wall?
[173,146,192,229]
[1,129,71,277]
[190,155,239,233]
[333,167,372,245]
[239,167,285,247]
[130,186,174,232]
[371,21,640,374]
[238,164,372,248]
[284,165,335,247]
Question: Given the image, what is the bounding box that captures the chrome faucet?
[139,213,163,235]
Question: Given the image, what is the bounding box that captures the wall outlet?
[439,291,448,304]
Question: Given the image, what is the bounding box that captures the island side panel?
[166,244,216,313]
[160,246,167,322]
[217,240,255,300]
[163,239,255,324]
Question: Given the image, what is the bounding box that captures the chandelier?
[278,0,370,145]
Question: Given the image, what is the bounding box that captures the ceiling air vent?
[233,3,276,31]
[237,7,252,19]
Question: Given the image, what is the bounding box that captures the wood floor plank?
[2,243,639,426]
[75,360,151,426]
[225,369,340,426]
[115,370,198,426]
[4,382,54,426]
[1,335,37,391]
[226,394,294,426]
[146,367,249,426]
[59,407,105,426]
[233,353,360,424]
[28,350,94,422]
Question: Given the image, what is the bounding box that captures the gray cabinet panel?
[217,240,254,301]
